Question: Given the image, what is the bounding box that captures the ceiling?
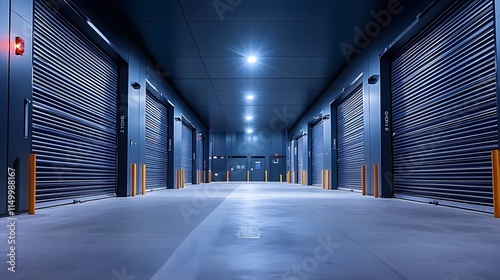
[94,0,392,132]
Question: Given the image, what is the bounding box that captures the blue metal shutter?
[337,85,364,191]
[181,123,193,184]
[32,0,118,203]
[297,136,304,184]
[197,135,204,183]
[391,0,497,208]
[311,121,324,186]
[145,93,168,189]
[289,140,295,183]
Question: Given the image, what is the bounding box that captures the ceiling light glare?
[245,116,253,121]
[247,56,257,64]
[246,95,254,100]
[246,129,254,134]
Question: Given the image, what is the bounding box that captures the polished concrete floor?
[1,183,500,280]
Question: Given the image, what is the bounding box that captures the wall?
[209,131,287,181]
[288,0,456,195]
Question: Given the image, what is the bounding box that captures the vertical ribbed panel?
[391,0,497,207]
[337,85,364,190]
[33,0,118,203]
[197,135,204,183]
[297,136,304,184]
[145,93,168,189]
[181,123,193,184]
[311,121,324,186]
[290,140,295,183]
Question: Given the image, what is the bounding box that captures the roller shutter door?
[197,135,204,183]
[297,136,305,184]
[145,93,168,189]
[181,123,194,184]
[337,85,364,191]
[289,141,295,183]
[391,0,497,208]
[32,0,118,203]
[311,121,324,186]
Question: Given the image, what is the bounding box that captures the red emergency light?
[15,37,25,55]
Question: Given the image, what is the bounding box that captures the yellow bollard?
[374,164,379,198]
[265,171,268,182]
[132,164,137,197]
[280,174,283,183]
[28,154,36,215]
[142,165,146,195]
[227,171,230,182]
[362,165,366,196]
[491,150,500,218]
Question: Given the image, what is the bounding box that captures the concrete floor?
[1,183,500,280]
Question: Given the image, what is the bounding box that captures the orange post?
[28,154,36,215]
[227,171,230,182]
[374,164,379,198]
[181,170,185,188]
[362,165,366,196]
[142,165,146,195]
[491,150,500,218]
[208,171,212,183]
[132,164,137,197]
[326,170,330,190]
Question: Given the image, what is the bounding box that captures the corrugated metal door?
[290,140,296,183]
[197,135,204,183]
[337,85,364,191]
[181,123,193,184]
[145,93,168,189]
[32,0,118,203]
[297,136,304,184]
[311,121,324,186]
[391,0,497,208]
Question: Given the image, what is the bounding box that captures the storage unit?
[311,120,324,186]
[391,0,497,208]
[337,85,364,191]
[181,121,194,185]
[145,92,168,189]
[32,0,118,204]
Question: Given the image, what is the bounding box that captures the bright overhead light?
[246,95,254,100]
[245,116,253,121]
[247,56,257,64]
[246,129,254,134]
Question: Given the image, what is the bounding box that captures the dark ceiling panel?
[170,79,214,91]
[116,0,184,21]
[188,21,348,57]
[94,0,401,132]
[135,21,199,56]
[155,56,208,79]
[210,78,329,91]
[203,56,341,79]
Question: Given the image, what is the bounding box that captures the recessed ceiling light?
[246,95,254,100]
[246,129,254,134]
[247,56,257,64]
[245,116,253,121]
